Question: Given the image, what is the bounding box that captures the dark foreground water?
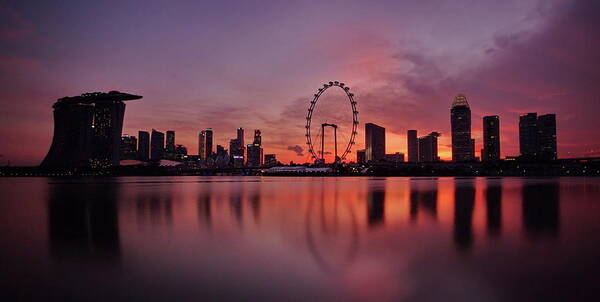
[1,177,599,301]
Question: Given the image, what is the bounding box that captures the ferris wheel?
[305,81,358,163]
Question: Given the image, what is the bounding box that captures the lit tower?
[450,94,473,162]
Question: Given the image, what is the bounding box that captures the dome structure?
[452,94,470,108]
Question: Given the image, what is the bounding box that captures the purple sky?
[1,0,599,165]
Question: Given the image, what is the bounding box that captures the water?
[1,177,599,301]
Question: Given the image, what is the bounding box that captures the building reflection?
[485,179,502,237]
[135,188,173,227]
[522,180,560,240]
[47,181,121,264]
[250,189,261,225]
[197,186,212,229]
[230,191,243,227]
[453,179,475,250]
[367,184,385,228]
[409,179,438,222]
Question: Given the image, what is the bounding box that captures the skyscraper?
[451,94,473,162]
[537,114,557,160]
[204,128,213,159]
[120,135,137,160]
[198,131,205,161]
[519,113,538,158]
[41,91,142,169]
[407,130,418,163]
[482,116,500,161]
[247,145,263,167]
[237,127,245,163]
[165,130,175,159]
[150,129,164,161]
[418,132,440,162]
[264,154,277,166]
[229,138,244,167]
[247,129,263,167]
[138,131,150,161]
[365,123,385,162]
[253,129,261,146]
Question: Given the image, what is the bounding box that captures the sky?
[1,0,599,165]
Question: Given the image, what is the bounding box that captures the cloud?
[287,145,304,156]
[0,7,33,40]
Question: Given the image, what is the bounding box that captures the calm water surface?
[1,177,599,301]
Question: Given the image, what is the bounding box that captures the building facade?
[41,91,142,169]
[482,115,500,161]
[418,132,440,162]
[365,123,385,162]
[450,94,473,162]
[519,113,539,158]
[120,135,138,160]
[538,114,557,160]
[356,149,366,164]
[150,129,165,161]
[165,130,175,159]
[138,131,150,161]
[407,129,418,163]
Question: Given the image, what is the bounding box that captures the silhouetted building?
[253,129,262,146]
[451,94,473,162]
[264,154,277,166]
[384,152,404,163]
[356,149,366,164]
[483,115,500,161]
[120,135,137,160]
[150,129,164,161]
[237,127,245,163]
[247,144,263,167]
[174,144,188,161]
[165,130,175,160]
[538,114,557,160]
[41,91,142,169]
[519,113,538,158]
[204,128,214,159]
[365,123,385,162]
[137,131,149,161]
[407,130,418,163]
[519,113,558,160]
[229,138,244,167]
[198,131,205,161]
[418,132,440,162]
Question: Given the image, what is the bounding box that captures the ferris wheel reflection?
[304,184,360,273]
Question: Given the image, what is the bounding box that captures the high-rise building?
[138,131,150,161]
[150,129,165,161]
[41,91,142,169]
[198,131,205,161]
[537,114,557,160]
[174,144,188,161]
[253,129,262,146]
[237,127,245,163]
[229,138,244,167]
[204,128,213,159]
[418,132,440,162]
[198,128,213,160]
[120,135,137,160]
[365,123,385,162]
[357,149,366,164]
[451,94,473,162]
[247,144,263,167]
[247,129,263,167]
[482,116,500,161]
[407,130,418,163]
[519,113,538,158]
[165,130,175,159]
[264,154,277,166]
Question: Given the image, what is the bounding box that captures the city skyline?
[1,0,599,165]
